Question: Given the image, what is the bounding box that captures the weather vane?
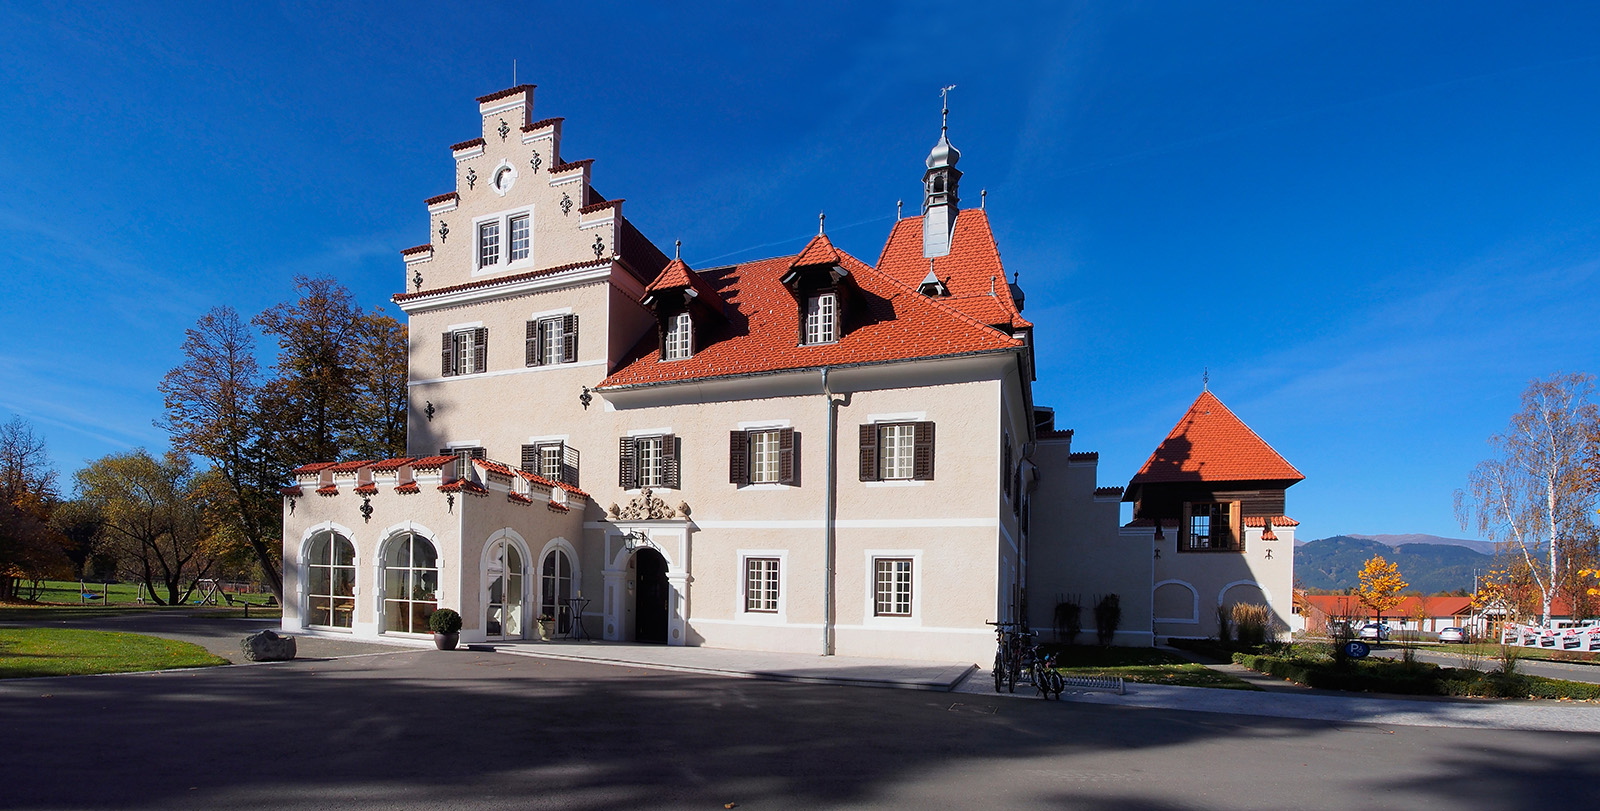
[940,84,957,131]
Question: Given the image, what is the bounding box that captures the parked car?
[1358,623,1390,641]
[1326,620,1354,637]
[1437,627,1467,644]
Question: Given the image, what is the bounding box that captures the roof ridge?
[846,252,1023,343]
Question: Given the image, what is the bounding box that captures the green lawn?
[1044,644,1261,690]
[0,628,228,679]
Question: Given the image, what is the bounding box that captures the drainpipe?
[822,367,838,656]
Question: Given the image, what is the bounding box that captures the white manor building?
[280,85,1302,662]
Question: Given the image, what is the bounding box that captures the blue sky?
[3,2,1598,540]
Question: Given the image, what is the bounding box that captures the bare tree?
[75,450,217,606]
[1457,373,1600,626]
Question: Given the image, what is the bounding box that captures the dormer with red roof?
[641,247,726,362]
[1123,389,1304,553]
[781,227,860,347]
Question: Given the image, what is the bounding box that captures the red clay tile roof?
[329,460,372,473]
[424,192,459,206]
[476,85,535,104]
[437,479,488,495]
[876,210,1031,329]
[400,245,432,256]
[1127,391,1304,487]
[522,116,563,133]
[578,199,623,215]
[550,158,593,174]
[508,492,533,504]
[1069,452,1099,462]
[409,455,457,470]
[791,233,842,268]
[280,485,303,496]
[316,485,339,496]
[451,138,486,151]
[644,258,696,293]
[1242,515,1299,527]
[547,502,571,513]
[394,482,421,494]
[598,245,1023,389]
[292,462,336,475]
[515,468,589,499]
[369,457,413,472]
[1302,595,1473,618]
[353,483,378,495]
[473,458,517,481]
[393,258,609,302]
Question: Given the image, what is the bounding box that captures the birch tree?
[1457,373,1600,626]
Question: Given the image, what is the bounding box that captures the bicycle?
[1029,645,1065,699]
[986,621,1017,693]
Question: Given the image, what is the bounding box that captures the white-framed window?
[751,430,780,484]
[442,328,487,376]
[525,314,578,366]
[521,441,578,486]
[859,421,934,482]
[382,533,439,634]
[474,209,534,271]
[744,557,780,613]
[664,311,693,360]
[805,292,837,344]
[509,214,531,262]
[478,220,500,268]
[440,445,484,475]
[305,530,355,629]
[619,433,678,490]
[874,557,913,617]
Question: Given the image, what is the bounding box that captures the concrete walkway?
[478,638,977,691]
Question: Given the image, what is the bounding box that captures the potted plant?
[537,613,553,641]
[428,607,462,650]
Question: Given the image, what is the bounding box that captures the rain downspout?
[822,367,839,656]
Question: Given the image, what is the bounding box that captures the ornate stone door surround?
[602,489,694,645]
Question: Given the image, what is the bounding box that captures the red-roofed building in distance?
[278,84,1307,661]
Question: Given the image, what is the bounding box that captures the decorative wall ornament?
[439,221,450,242]
[466,167,477,190]
[498,118,510,141]
[529,151,542,172]
[446,492,455,513]
[288,497,296,515]
[560,192,572,215]
[578,387,592,410]
[592,234,605,258]
[360,496,374,523]
[608,488,687,520]
[424,401,436,422]
[412,269,423,291]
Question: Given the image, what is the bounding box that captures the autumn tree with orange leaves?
[1356,555,1408,627]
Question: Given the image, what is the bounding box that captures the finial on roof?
[981,189,987,210]
[1203,367,1209,392]
[940,84,956,133]
[674,240,681,260]
[897,200,903,220]
[818,211,826,235]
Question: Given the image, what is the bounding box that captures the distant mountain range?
[1296,535,1494,594]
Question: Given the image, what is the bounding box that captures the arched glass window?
[306,531,355,629]
[486,541,525,640]
[541,549,573,635]
[384,533,439,634]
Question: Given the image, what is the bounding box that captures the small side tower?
[922,87,962,259]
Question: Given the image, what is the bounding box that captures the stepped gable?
[598,242,1022,389]
[876,210,1029,330]
[1125,391,1304,493]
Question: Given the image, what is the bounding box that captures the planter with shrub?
[429,608,463,650]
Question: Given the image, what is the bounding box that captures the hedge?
[1234,652,1600,700]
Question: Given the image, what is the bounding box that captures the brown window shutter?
[521,444,538,472]
[912,421,936,481]
[729,430,748,485]
[472,328,488,374]
[663,434,681,489]
[1229,501,1242,551]
[1002,442,1013,498]
[525,321,540,367]
[471,447,485,460]
[562,444,580,487]
[858,424,879,482]
[441,332,455,376]
[1180,502,1193,551]
[1012,466,1022,517]
[618,437,636,489]
[562,314,579,363]
[778,428,796,485]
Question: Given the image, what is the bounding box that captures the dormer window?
[664,311,693,360]
[804,293,837,345]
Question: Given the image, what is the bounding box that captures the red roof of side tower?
[1124,390,1304,494]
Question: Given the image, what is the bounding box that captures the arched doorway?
[485,540,525,640]
[633,548,669,643]
[541,547,574,636]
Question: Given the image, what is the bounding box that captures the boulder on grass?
[240,630,297,662]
